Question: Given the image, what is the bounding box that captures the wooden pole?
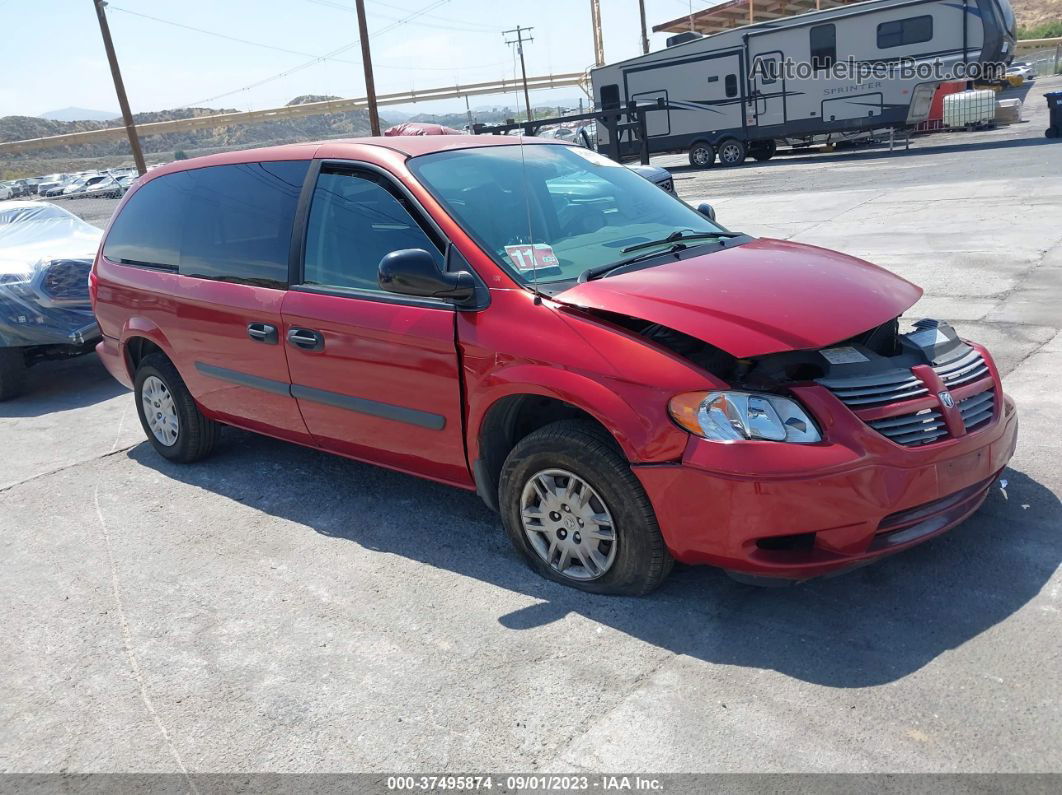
[590,0,605,66]
[638,0,649,54]
[92,0,146,175]
[354,0,381,136]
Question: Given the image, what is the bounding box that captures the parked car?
[1006,62,1036,82]
[61,174,114,197]
[36,174,69,197]
[0,184,12,201]
[91,138,1017,594]
[0,201,103,399]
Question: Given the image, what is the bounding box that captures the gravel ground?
[2,77,1061,777]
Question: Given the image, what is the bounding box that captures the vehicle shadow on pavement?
[0,354,126,418]
[129,431,1060,688]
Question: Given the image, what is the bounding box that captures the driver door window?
[303,170,441,292]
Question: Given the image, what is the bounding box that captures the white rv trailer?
[590,0,1016,167]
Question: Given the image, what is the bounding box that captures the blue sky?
[1,0,705,118]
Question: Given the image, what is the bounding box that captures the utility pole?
[589,0,605,67]
[503,26,534,122]
[354,0,381,136]
[638,0,649,55]
[92,0,146,175]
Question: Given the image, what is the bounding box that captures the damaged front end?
[581,306,1001,449]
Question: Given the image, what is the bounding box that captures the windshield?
[407,143,727,285]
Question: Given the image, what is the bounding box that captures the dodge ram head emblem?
[939,391,955,409]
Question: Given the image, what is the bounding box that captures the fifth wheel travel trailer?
[590,0,1017,167]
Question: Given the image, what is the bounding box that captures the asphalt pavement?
[2,77,1061,775]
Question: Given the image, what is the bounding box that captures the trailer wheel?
[717,139,747,167]
[751,140,776,161]
[688,142,715,168]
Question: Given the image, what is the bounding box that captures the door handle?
[287,327,324,351]
[247,322,278,344]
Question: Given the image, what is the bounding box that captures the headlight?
[669,390,821,443]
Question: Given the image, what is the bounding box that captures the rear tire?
[688,141,715,168]
[1047,127,1058,138]
[717,138,748,167]
[0,347,27,401]
[498,420,673,595]
[134,353,220,463]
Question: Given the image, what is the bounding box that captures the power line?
[109,5,503,72]
[180,0,474,106]
[306,0,495,32]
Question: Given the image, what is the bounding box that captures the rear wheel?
[498,420,673,595]
[751,140,777,161]
[134,353,220,463]
[0,347,27,401]
[717,138,748,167]
[1047,127,1059,139]
[688,141,716,168]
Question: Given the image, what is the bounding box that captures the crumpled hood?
[553,237,922,358]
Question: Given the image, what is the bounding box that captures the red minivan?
[91,137,1017,594]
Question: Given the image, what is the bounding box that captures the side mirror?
[696,202,717,222]
[378,248,476,302]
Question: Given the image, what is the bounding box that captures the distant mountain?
[38,107,119,122]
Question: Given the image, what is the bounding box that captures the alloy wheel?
[519,468,617,581]
[720,142,744,164]
[141,375,179,446]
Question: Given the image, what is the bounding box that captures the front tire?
[134,353,220,463]
[0,347,27,401]
[717,138,748,167]
[498,420,673,595]
[688,141,715,168]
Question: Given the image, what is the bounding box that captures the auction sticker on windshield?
[505,243,561,273]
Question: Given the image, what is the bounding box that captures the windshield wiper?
[621,230,739,253]
[578,231,739,282]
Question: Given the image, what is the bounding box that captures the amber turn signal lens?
[668,392,710,435]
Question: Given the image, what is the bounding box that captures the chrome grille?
[868,408,948,446]
[40,259,92,302]
[933,348,989,387]
[959,389,994,431]
[817,369,928,407]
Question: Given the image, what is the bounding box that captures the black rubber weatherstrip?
[195,361,446,430]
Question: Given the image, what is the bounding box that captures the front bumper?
[634,387,1018,581]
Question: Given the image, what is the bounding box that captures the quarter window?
[810,24,836,70]
[877,16,933,49]
[302,171,441,293]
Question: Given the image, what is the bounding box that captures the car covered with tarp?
[0,201,102,399]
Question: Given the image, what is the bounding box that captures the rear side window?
[810,24,836,70]
[877,16,933,49]
[103,160,308,288]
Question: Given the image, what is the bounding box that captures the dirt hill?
[0,95,380,178]
[1012,0,1062,33]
